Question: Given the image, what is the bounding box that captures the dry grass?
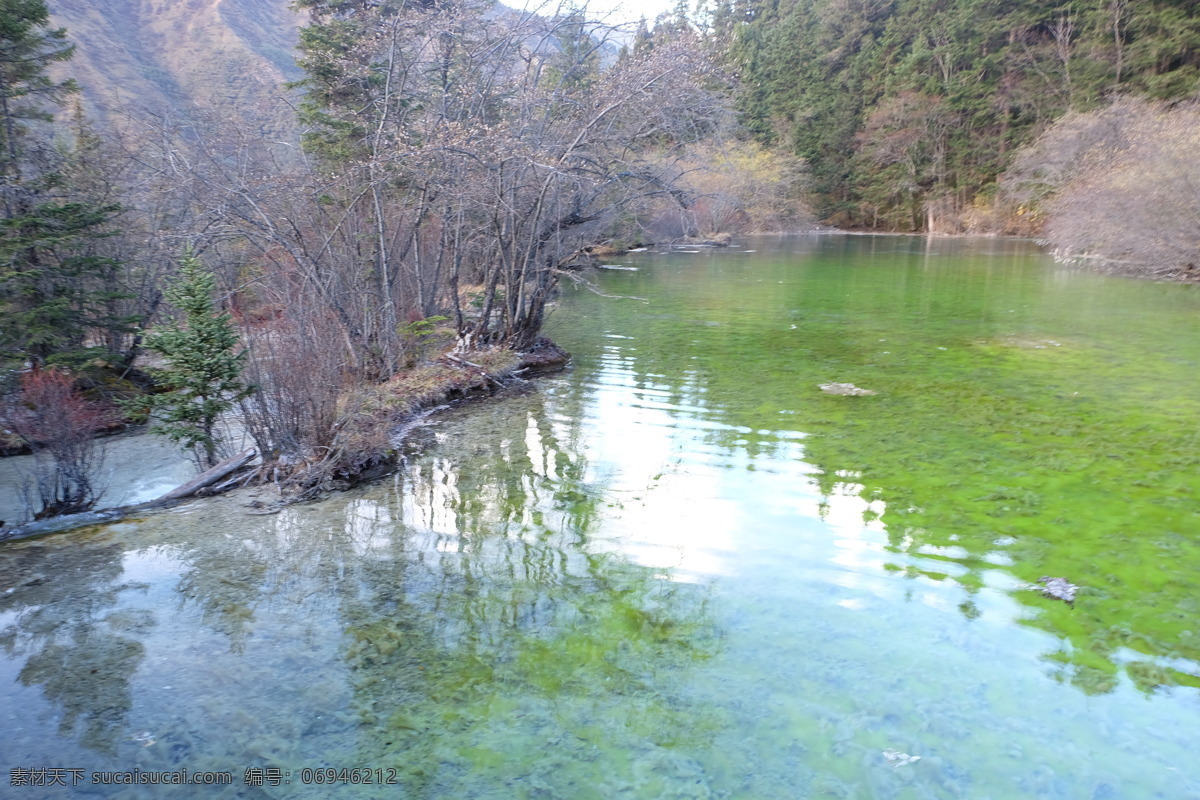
[280,347,524,498]
[358,348,521,417]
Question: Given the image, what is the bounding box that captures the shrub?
[3,368,110,519]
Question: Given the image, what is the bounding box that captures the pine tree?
[546,11,602,94]
[144,251,249,469]
[0,0,124,365]
[0,0,76,187]
[729,0,1200,229]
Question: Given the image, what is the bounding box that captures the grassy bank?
[290,342,568,497]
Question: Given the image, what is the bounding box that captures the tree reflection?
[174,541,267,654]
[0,540,148,754]
[319,387,721,796]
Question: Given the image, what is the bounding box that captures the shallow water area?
[2,234,1199,799]
[0,427,195,525]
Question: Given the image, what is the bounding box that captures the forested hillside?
[725,0,1200,231]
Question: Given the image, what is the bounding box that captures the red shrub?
[4,368,111,519]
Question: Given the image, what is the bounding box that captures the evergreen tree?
[0,0,125,365]
[729,0,1200,230]
[144,251,249,469]
[0,200,121,361]
[56,101,143,364]
[546,11,602,94]
[0,0,76,187]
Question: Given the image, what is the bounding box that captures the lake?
[2,234,1198,798]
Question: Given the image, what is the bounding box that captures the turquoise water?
[2,234,1198,798]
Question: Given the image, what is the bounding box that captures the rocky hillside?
[49,0,305,138]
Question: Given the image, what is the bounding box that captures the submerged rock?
[1037,576,1079,605]
[518,338,571,374]
[883,749,922,768]
[819,382,877,396]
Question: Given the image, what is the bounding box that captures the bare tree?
[667,139,812,236]
[853,91,958,230]
[1049,10,1075,104]
[2,368,109,519]
[284,0,729,352]
[93,2,728,483]
[1005,97,1200,277]
[1108,0,1128,88]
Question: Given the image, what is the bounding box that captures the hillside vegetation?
[725,0,1200,233]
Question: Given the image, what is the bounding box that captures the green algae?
[561,235,1200,696]
[337,530,720,796]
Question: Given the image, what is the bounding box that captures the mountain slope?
[49,0,305,137]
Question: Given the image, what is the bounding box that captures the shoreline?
[0,339,571,544]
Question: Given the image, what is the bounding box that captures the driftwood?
[0,449,257,544]
[157,449,256,501]
[444,353,485,370]
[445,354,508,388]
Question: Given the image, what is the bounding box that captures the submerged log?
[0,449,257,543]
[0,508,133,541]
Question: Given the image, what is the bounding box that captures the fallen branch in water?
[157,449,256,501]
[1,508,132,542]
[553,268,647,301]
[209,467,259,495]
[1,341,571,540]
[0,449,258,543]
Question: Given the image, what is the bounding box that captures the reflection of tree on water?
[0,541,148,754]
[174,541,267,655]
[327,387,721,797]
